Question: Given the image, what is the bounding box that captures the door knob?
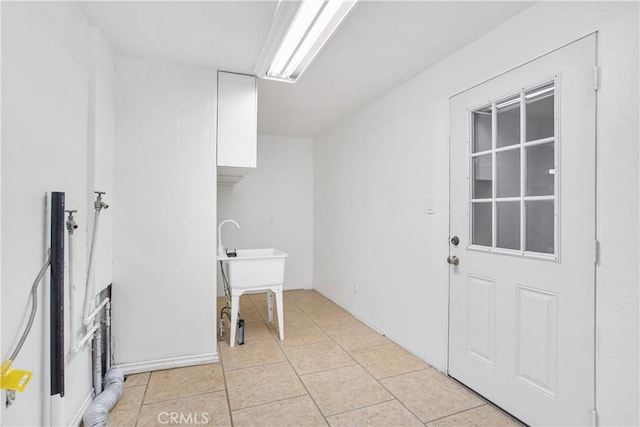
[447,255,459,266]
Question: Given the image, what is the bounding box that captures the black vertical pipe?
[50,191,65,397]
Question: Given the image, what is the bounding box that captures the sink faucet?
[218,219,240,256]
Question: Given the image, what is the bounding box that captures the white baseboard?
[116,352,219,375]
[69,390,93,427]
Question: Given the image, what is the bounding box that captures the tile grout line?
[289,291,407,422]
[345,341,435,382]
[230,392,309,414]
[371,366,434,382]
[295,360,360,378]
[369,369,427,424]
[139,387,228,407]
[287,292,415,424]
[301,291,429,424]
[133,373,151,427]
[325,397,397,419]
[221,293,284,426]
[219,293,277,427]
[280,294,333,426]
[218,346,236,427]
[293,290,473,425]
[306,311,395,353]
[446,378,526,426]
[222,358,287,374]
[421,402,488,425]
[222,292,324,425]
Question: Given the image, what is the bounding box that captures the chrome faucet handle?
[93,191,109,210]
[65,210,78,231]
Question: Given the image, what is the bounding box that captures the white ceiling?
[79,1,532,138]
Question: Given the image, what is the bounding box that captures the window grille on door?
[468,79,558,259]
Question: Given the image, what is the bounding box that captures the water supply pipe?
[105,300,112,373]
[82,192,109,325]
[73,192,111,400]
[92,324,103,394]
[82,291,121,426]
[66,210,79,352]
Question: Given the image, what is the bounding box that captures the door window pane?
[497,97,520,148]
[473,109,492,153]
[526,84,554,141]
[496,149,520,197]
[469,80,556,257]
[497,202,520,250]
[472,203,492,247]
[526,143,555,196]
[526,200,555,254]
[473,155,492,199]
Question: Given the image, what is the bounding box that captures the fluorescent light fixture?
[254,0,357,83]
[268,1,324,77]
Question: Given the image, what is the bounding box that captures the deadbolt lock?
[450,236,460,246]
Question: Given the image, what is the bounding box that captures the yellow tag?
[1,360,33,392]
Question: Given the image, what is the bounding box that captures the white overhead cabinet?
[217,71,258,168]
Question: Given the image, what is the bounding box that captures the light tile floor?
[109,290,521,426]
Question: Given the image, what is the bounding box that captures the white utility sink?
[217,248,287,289]
[218,248,287,347]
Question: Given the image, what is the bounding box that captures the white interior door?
[448,35,596,426]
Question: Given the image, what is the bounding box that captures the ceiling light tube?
[281,0,345,77]
[268,1,325,78]
[257,0,357,83]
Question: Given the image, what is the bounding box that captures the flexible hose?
[8,250,51,361]
[82,367,124,427]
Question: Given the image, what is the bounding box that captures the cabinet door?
[217,72,257,168]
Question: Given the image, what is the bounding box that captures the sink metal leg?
[275,290,284,341]
[230,294,240,347]
[267,291,274,324]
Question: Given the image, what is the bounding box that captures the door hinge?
[592,409,598,427]
[593,66,601,91]
[593,239,599,264]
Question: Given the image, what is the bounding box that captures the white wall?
[1,3,115,425]
[314,2,638,425]
[0,5,4,425]
[114,57,218,371]
[217,134,313,296]
[88,27,116,294]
